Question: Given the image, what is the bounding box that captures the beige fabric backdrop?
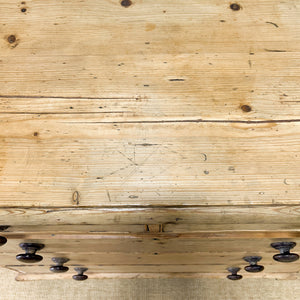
[1,268,300,300]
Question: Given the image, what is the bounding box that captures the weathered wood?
[1,0,300,120]
[3,227,300,240]
[2,250,300,268]
[1,0,300,279]
[1,237,300,254]
[1,206,300,226]
[14,272,300,281]
[10,264,300,275]
[0,120,300,206]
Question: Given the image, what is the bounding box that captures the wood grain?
[1,0,300,279]
[14,272,300,281]
[0,119,300,206]
[1,0,300,207]
[0,237,299,254]
[1,206,300,225]
[1,0,300,120]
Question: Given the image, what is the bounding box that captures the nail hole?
[120,0,132,7]
[241,105,252,112]
[21,8,27,13]
[7,35,16,44]
[230,3,241,11]
[33,132,39,136]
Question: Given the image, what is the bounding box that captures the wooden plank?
[1,206,300,226]
[9,264,300,275]
[1,120,300,206]
[1,237,300,254]
[3,252,295,267]
[14,272,300,281]
[4,227,300,240]
[1,0,300,207]
[2,251,300,267]
[1,225,146,234]
[0,0,300,120]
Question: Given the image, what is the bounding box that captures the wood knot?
[120,0,132,7]
[72,191,80,205]
[230,3,241,11]
[7,35,16,44]
[241,104,252,112]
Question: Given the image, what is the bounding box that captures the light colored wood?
[1,120,300,206]
[1,0,300,280]
[4,223,300,236]
[0,0,299,207]
[1,0,300,120]
[3,252,294,267]
[11,264,300,275]
[9,264,300,280]
[4,228,300,240]
[0,206,300,226]
[0,237,299,255]
[14,272,300,281]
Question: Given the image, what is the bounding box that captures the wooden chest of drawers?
[1,0,300,281]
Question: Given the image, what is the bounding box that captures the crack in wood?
[65,119,300,124]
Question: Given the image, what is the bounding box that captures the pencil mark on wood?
[106,190,111,202]
[117,151,138,166]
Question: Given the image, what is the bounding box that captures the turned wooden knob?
[50,257,69,273]
[271,242,299,263]
[73,267,88,281]
[227,267,243,280]
[243,256,264,273]
[0,236,7,246]
[16,243,44,263]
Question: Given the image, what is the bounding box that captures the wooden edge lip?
[3,231,300,240]
[14,272,300,281]
[2,204,300,209]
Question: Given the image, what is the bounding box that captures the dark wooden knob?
[16,243,44,263]
[227,267,242,280]
[271,242,299,263]
[50,257,69,273]
[243,256,264,273]
[73,267,88,281]
[0,236,7,246]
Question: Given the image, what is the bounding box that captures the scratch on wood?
[201,153,207,161]
[266,22,279,28]
[264,49,286,52]
[106,190,111,202]
[72,119,300,124]
[0,95,134,100]
[117,151,138,166]
[135,144,160,147]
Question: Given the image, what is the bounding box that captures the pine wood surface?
[1,0,300,279]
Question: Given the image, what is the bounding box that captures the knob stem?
[227,267,243,280]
